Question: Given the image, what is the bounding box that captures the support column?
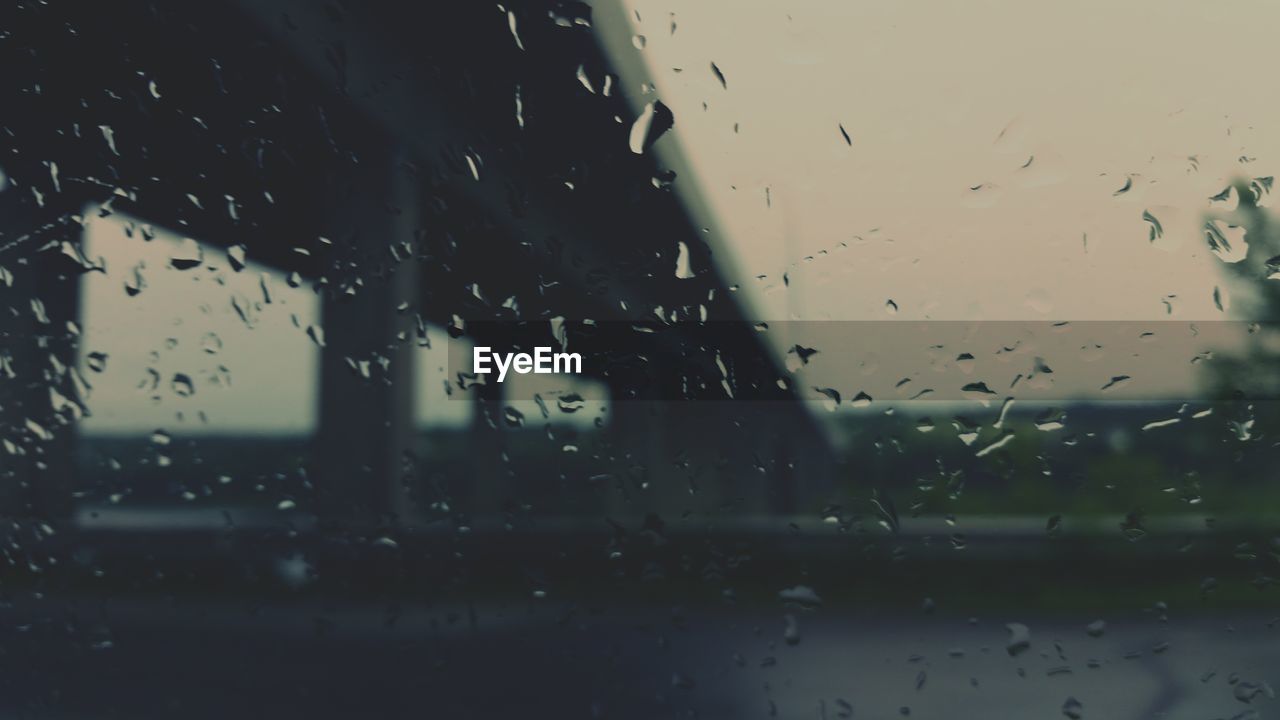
[605,387,670,519]
[0,190,86,525]
[462,377,506,516]
[314,148,419,530]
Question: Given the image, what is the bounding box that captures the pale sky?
[598,0,1275,320]
[79,214,473,435]
[593,0,1278,402]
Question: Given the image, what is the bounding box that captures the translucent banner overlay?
[444,320,1280,404]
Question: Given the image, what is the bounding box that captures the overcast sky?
[604,0,1274,321]
[595,0,1277,402]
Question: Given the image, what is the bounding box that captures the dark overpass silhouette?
[0,0,835,532]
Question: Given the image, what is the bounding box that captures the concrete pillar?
[604,385,672,519]
[314,148,419,529]
[0,191,86,524]
[463,377,506,515]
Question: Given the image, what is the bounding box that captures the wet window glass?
[1,1,1278,718]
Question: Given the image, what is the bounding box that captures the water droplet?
[1046,514,1063,536]
[785,345,818,372]
[99,125,118,155]
[975,431,1015,457]
[1141,416,1179,432]
[171,373,195,397]
[1250,176,1274,206]
[1100,375,1131,392]
[710,62,726,89]
[674,241,694,279]
[651,169,677,190]
[227,244,247,272]
[25,418,53,441]
[1142,210,1163,243]
[1119,510,1146,541]
[961,381,996,397]
[778,585,823,609]
[1035,408,1065,431]
[1233,681,1275,704]
[953,416,981,445]
[813,387,840,411]
[783,614,801,645]
[306,325,326,348]
[505,9,524,50]
[1005,623,1031,656]
[30,298,49,325]
[169,239,203,270]
[548,4,591,28]
[1231,412,1255,441]
[628,101,673,154]
[464,151,482,181]
[1208,185,1237,210]
[556,393,585,413]
[124,263,146,297]
[575,64,594,93]
[1204,220,1248,263]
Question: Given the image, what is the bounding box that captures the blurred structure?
[0,1,833,536]
[6,4,1280,720]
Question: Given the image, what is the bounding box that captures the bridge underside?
[0,1,834,530]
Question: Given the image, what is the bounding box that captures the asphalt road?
[0,594,1274,719]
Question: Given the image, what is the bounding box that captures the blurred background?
[0,0,1279,717]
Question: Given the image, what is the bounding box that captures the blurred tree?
[1203,177,1280,454]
